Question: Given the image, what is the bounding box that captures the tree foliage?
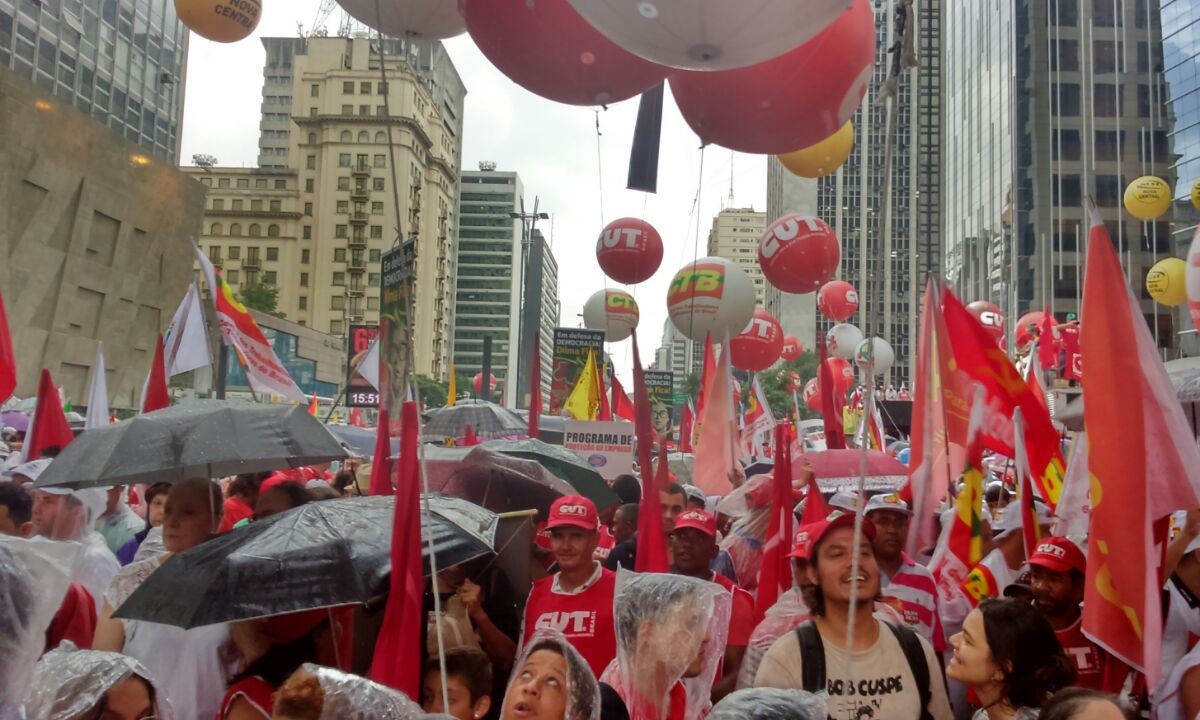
[238,281,282,317]
[738,351,821,421]
[414,374,448,408]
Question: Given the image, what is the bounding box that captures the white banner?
[563,420,634,480]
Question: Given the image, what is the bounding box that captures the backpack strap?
[794,620,826,694]
[885,622,934,720]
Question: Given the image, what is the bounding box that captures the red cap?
[545,495,599,531]
[789,524,817,560]
[806,511,877,558]
[670,509,717,537]
[533,520,552,550]
[1028,536,1086,575]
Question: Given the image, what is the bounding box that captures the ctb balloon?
[728,309,784,372]
[967,300,1005,345]
[582,289,640,341]
[1123,176,1172,221]
[781,336,803,362]
[337,0,464,39]
[596,217,664,284]
[461,0,666,106]
[1146,257,1187,307]
[666,257,756,342]
[778,122,854,178]
[817,280,858,322]
[758,214,841,294]
[175,0,261,42]
[668,0,874,154]
[826,324,864,361]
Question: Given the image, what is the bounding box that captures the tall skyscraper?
[706,207,768,307]
[815,0,943,385]
[0,0,189,163]
[764,160,820,349]
[944,1,1176,349]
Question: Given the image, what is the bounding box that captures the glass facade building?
[224,326,339,399]
[1163,0,1199,239]
[0,0,188,163]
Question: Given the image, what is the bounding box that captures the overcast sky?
[179,3,768,385]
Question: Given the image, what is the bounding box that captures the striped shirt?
[880,553,947,651]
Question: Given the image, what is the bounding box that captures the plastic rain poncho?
[20,643,173,720]
[34,485,119,616]
[0,536,79,719]
[599,570,733,720]
[502,628,601,720]
[303,663,427,719]
[715,472,783,592]
[708,688,826,720]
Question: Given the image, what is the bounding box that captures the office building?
[816,0,943,386]
[764,159,820,350]
[453,167,560,408]
[194,34,466,381]
[1162,0,1199,354]
[0,0,189,164]
[944,1,1176,349]
[706,207,769,307]
[651,318,691,378]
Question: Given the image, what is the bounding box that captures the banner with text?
[549,328,605,415]
[564,420,635,480]
[644,371,675,441]
[379,240,415,432]
[346,325,380,407]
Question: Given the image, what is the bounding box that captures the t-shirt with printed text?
[521,563,618,677]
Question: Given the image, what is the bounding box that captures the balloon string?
[594,110,606,229]
[687,145,707,354]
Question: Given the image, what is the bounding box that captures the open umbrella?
[33,400,348,490]
[420,400,528,442]
[793,449,909,493]
[326,423,398,459]
[481,438,618,509]
[112,494,497,628]
[1,410,29,433]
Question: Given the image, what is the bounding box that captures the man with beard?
[865,494,946,653]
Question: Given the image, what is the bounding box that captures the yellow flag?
[563,349,600,420]
[447,364,457,407]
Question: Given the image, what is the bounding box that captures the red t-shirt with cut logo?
[594,526,616,562]
[1056,617,1128,692]
[522,567,618,677]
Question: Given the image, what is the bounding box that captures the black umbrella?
[112,494,497,628]
[326,423,398,459]
[481,438,619,509]
[34,400,348,490]
[420,401,528,442]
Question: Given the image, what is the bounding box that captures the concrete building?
[706,207,768,307]
[651,318,691,378]
[944,0,1176,349]
[764,159,820,349]
[193,35,466,382]
[0,0,189,164]
[453,167,560,408]
[1162,0,1199,354]
[0,65,206,406]
[816,0,943,386]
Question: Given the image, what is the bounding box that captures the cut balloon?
[595,217,664,284]
[758,214,841,294]
[728,309,784,372]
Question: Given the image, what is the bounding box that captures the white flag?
[164,282,211,376]
[85,344,109,430]
[356,337,380,391]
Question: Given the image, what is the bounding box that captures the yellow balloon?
[1146,257,1188,307]
[777,122,855,179]
[175,0,262,43]
[1123,176,1171,221]
[1191,178,1200,211]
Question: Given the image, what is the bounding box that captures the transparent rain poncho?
[715,473,777,592]
[20,643,173,720]
[599,570,732,720]
[708,688,826,720]
[299,663,427,719]
[500,628,600,720]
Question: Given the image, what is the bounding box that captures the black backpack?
[794,619,935,720]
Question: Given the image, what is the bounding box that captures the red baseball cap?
[1028,536,1086,575]
[545,495,599,531]
[789,524,817,560]
[670,509,717,537]
[806,511,877,558]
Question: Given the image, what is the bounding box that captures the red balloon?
[818,281,859,322]
[803,377,822,412]
[967,300,1006,345]
[781,336,803,362]
[667,0,875,154]
[824,357,855,397]
[595,217,665,284]
[758,214,841,294]
[461,0,667,106]
[1015,311,1057,349]
[728,309,784,371]
[472,373,498,394]
[789,371,803,391]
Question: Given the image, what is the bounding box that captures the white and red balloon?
[337,0,464,39]
[967,300,1005,345]
[817,280,858,322]
[666,257,756,342]
[1015,311,1056,349]
[803,377,821,412]
[781,336,803,362]
[667,0,875,154]
[826,323,864,361]
[854,337,895,376]
[582,289,640,342]
[472,373,498,394]
[1189,225,1200,335]
[596,217,664,284]
[728,309,784,372]
[757,214,841,294]
[461,0,667,106]
[824,357,855,397]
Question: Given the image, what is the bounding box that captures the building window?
[200,177,212,187]
[343,81,354,94]
[302,227,312,241]
[1092,0,1120,26]
[256,178,267,189]
[337,177,350,190]
[332,272,345,286]
[230,246,242,260]
[331,296,345,310]
[1093,40,1121,73]
[1053,130,1082,161]
[299,296,308,310]
[306,155,316,169]
[308,132,317,145]
[359,105,370,116]
[297,272,308,288]
[374,154,386,168]
[358,131,369,143]
[370,225,383,238]
[331,320,344,335]
[377,81,388,94]
[237,178,249,189]
[1051,83,1081,116]
[341,104,353,115]
[1095,130,1123,161]
[211,222,223,235]
[334,248,347,262]
[304,202,313,216]
[310,108,318,117]
[275,179,287,189]
[340,130,352,142]
[251,200,263,211]
[310,83,319,97]
[230,224,243,237]
[218,178,230,188]
[374,131,386,143]
[369,249,381,262]
[1051,0,1078,25]
[305,178,314,193]
[360,81,372,95]
[1095,175,1122,206]
[270,200,282,212]
[339,153,351,167]
[249,224,261,237]
[367,297,380,311]
[232,200,244,211]
[264,271,277,284]
[1052,175,1081,207]
[336,201,349,214]
[371,201,383,214]
[266,247,279,261]
[302,249,311,263]
[227,269,239,284]
[372,177,385,190]
[335,225,348,238]
[212,199,225,210]
[1095,84,1121,117]
[1051,39,1079,72]
[368,273,381,286]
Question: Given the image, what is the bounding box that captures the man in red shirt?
[521,495,618,677]
[669,508,755,702]
[1028,536,1127,692]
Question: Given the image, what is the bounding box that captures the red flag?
[24,369,75,460]
[368,408,393,496]
[0,287,15,402]
[696,333,716,419]
[799,451,829,527]
[678,400,694,453]
[1013,410,1041,562]
[140,334,171,414]
[610,373,636,422]
[348,408,363,428]
[529,329,541,438]
[463,425,479,446]
[1079,203,1200,687]
[1037,308,1058,371]
[756,422,794,618]
[308,393,319,415]
[596,361,612,421]
[941,288,1065,510]
[817,338,846,450]
[931,388,987,606]
[631,334,668,573]
[692,335,737,496]
[369,400,423,695]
